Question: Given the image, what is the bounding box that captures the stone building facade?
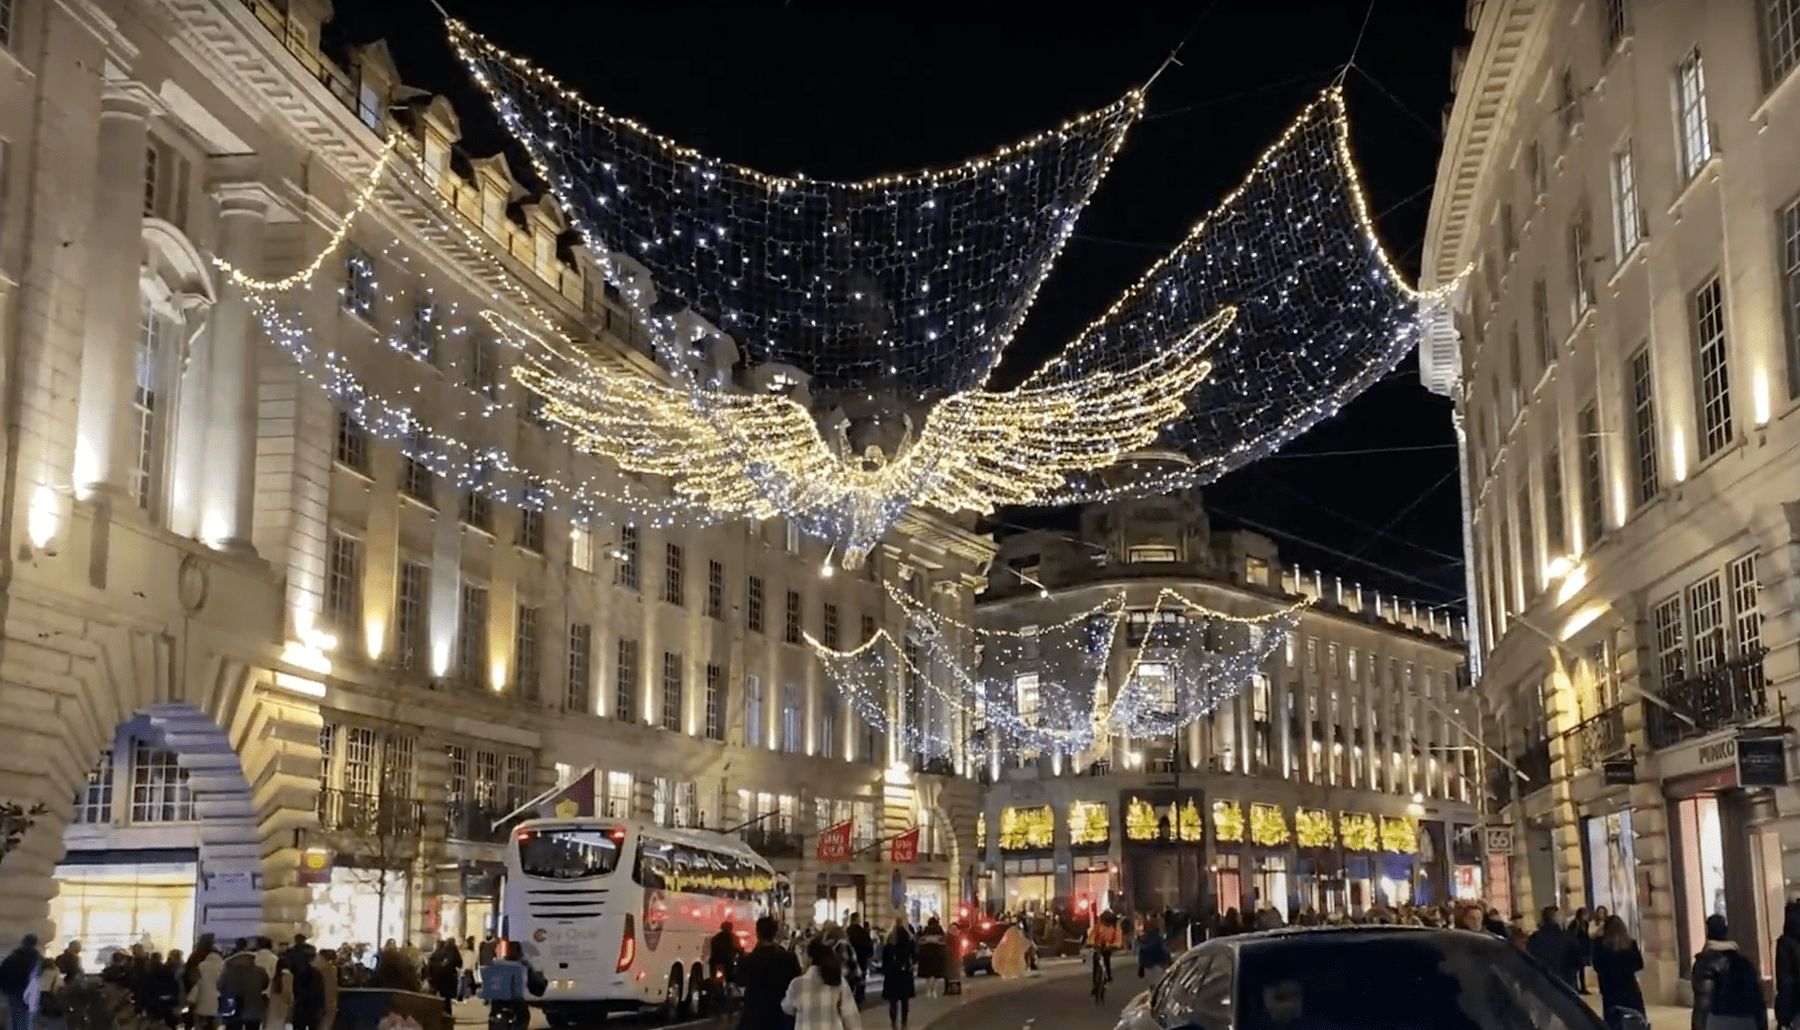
[1423,0,1800,1003]
[973,486,1478,920]
[0,0,987,958]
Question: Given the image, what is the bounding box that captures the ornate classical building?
[973,484,1477,920]
[1423,0,1800,1003]
[0,0,988,961]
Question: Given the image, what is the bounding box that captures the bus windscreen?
[516,827,624,880]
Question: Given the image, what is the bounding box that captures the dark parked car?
[1113,926,1642,1030]
[959,919,1037,977]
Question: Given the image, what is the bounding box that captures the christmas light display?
[998,805,1055,851]
[1339,812,1379,852]
[1295,808,1335,849]
[1068,801,1111,846]
[1124,798,1161,842]
[1177,800,1203,843]
[1212,800,1245,844]
[1249,803,1291,847]
[1378,816,1419,854]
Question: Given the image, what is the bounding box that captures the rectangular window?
[132,306,165,511]
[471,334,501,399]
[565,622,591,714]
[343,245,376,319]
[617,526,640,590]
[785,521,801,554]
[1533,278,1555,368]
[1630,345,1661,503]
[745,675,764,748]
[401,430,434,504]
[130,741,193,823]
[445,744,466,806]
[1764,0,1800,87]
[704,663,724,741]
[1527,140,1545,199]
[0,0,16,50]
[517,508,545,553]
[459,490,492,533]
[458,583,489,685]
[334,408,368,472]
[1611,144,1643,259]
[747,575,765,632]
[780,683,802,753]
[1557,68,1580,137]
[1729,553,1762,660]
[343,726,376,796]
[76,749,115,825]
[326,531,362,640]
[473,749,497,807]
[604,771,632,819]
[1127,545,1178,563]
[1506,329,1523,420]
[862,614,877,645]
[823,603,840,649]
[1578,403,1605,547]
[662,543,684,606]
[408,300,438,364]
[785,589,802,644]
[1544,445,1566,556]
[1691,276,1733,458]
[661,652,682,732]
[705,560,724,619]
[614,638,638,722]
[570,523,594,573]
[819,698,837,760]
[515,604,540,698]
[1015,673,1042,727]
[1689,573,1725,672]
[1568,206,1594,319]
[396,560,429,671]
[1781,199,1800,398]
[1604,0,1630,52]
[1675,48,1714,180]
[1515,484,1535,605]
[1501,201,1519,256]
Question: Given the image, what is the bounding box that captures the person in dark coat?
[217,949,269,1030]
[1777,901,1800,1030]
[1692,914,1767,1030]
[735,915,801,1030]
[1527,906,1575,986]
[1569,907,1594,994]
[0,934,41,1030]
[1592,915,1646,1030]
[427,938,461,1014]
[846,914,874,984]
[880,920,917,1030]
[914,918,949,998]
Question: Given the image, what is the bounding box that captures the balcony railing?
[1566,705,1629,772]
[237,0,380,128]
[445,799,527,845]
[1646,652,1768,750]
[317,787,424,839]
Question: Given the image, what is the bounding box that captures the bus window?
[637,841,672,891]
[516,827,623,880]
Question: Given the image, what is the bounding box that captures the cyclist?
[1088,911,1123,985]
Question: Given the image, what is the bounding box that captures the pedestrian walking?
[1592,915,1646,1030]
[782,940,861,1030]
[289,943,328,1030]
[914,918,948,999]
[1569,907,1594,994]
[216,947,268,1030]
[846,914,874,991]
[1777,901,1800,1030]
[1527,906,1576,986]
[736,915,802,1030]
[427,938,461,1013]
[0,934,42,1030]
[1691,914,1767,1030]
[188,938,225,1030]
[1136,917,1171,981]
[880,921,915,1030]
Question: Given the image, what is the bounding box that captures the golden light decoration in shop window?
[1124,797,1162,842]
[1069,801,1111,846]
[1178,800,1204,843]
[1296,809,1335,849]
[1212,800,1245,844]
[1379,816,1419,854]
[976,813,986,851]
[1249,803,1290,847]
[1339,812,1378,852]
[999,805,1055,851]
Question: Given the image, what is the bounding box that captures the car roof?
[1208,925,1492,954]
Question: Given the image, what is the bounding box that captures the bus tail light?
[616,914,637,972]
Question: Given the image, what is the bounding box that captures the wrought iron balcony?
[1645,652,1768,750]
[317,787,424,839]
[445,799,526,845]
[1515,739,1552,796]
[1566,705,1629,772]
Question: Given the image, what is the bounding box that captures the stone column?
[199,181,274,554]
[74,83,155,503]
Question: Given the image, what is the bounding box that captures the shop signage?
[1736,733,1788,787]
[1484,826,1513,855]
[816,820,854,862]
[1602,758,1637,786]
[890,827,921,864]
[296,848,334,886]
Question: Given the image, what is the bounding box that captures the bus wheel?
[688,962,707,1017]
[660,966,684,1023]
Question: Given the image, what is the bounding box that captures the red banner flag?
[817,820,854,861]
[890,827,921,864]
[537,767,598,820]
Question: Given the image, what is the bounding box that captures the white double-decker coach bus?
[502,816,780,1025]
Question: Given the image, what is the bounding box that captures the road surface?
[932,963,1137,1029]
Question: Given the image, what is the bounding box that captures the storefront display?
[904,877,948,925]
[1252,854,1290,919]
[307,867,411,949]
[1583,810,1640,940]
[51,860,198,971]
[1673,794,1729,966]
[1003,857,1054,912]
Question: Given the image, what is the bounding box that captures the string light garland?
[213,137,403,293]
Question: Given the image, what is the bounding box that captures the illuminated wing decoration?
[507,308,1233,563]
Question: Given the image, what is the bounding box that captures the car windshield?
[1236,933,1601,1030]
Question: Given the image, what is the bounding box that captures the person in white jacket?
[782,940,861,1030]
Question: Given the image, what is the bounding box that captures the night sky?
[344,1,1471,610]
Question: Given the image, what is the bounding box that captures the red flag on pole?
[817,820,854,861]
[890,827,922,864]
